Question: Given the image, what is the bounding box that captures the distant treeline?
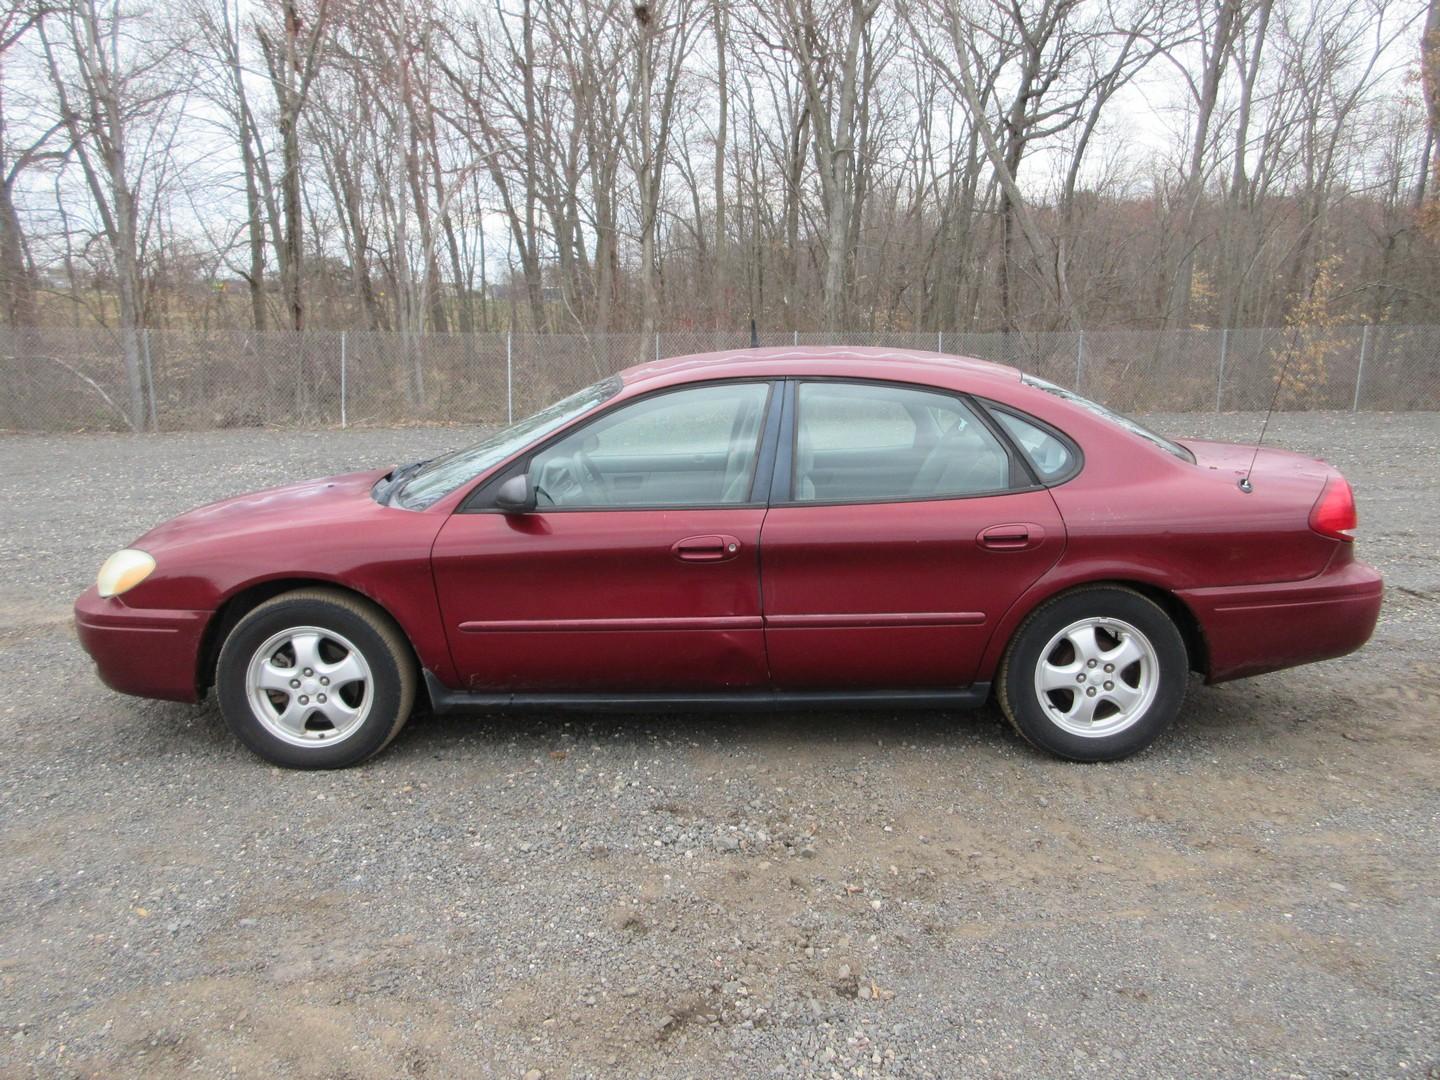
[2,0,1437,358]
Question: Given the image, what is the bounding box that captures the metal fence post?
[339,331,348,428]
[1216,328,1228,413]
[1075,330,1085,394]
[506,331,514,423]
[655,332,660,362]
[793,330,799,346]
[937,330,943,353]
[142,328,158,432]
[1352,324,1370,412]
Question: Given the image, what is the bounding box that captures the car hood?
[135,467,392,551]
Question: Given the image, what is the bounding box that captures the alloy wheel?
[1032,616,1159,738]
[245,625,373,747]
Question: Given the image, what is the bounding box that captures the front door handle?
[671,534,742,563]
[978,523,1045,551]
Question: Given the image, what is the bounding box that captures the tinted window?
[530,382,770,508]
[793,382,1010,502]
[991,408,1076,482]
[800,387,917,451]
[1021,374,1193,462]
[395,376,620,509]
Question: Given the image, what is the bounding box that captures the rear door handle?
[671,534,742,563]
[978,523,1044,551]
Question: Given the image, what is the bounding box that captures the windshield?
[392,376,622,509]
[1021,374,1194,463]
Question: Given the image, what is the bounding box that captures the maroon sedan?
[75,348,1382,768]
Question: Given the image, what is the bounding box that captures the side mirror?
[493,473,535,514]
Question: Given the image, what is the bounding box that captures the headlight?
[97,549,156,598]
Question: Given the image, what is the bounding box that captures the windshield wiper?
[374,458,430,506]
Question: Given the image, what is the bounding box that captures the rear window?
[1021,375,1194,463]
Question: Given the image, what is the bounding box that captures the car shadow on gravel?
[101,665,1388,775]
[206,681,1250,769]
[107,695,1034,770]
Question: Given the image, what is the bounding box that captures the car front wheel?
[997,586,1187,762]
[215,588,416,768]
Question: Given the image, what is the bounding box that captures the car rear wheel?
[997,586,1187,762]
[215,588,415,768]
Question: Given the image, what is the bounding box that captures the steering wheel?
[573,450,607,503]
[535,457,583,506]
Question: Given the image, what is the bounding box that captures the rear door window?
[793,381,1012,502]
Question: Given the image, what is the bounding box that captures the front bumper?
[1178,556,1384,683]
[74,586,210,703]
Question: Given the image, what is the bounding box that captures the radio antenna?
[1239,326,1302,494]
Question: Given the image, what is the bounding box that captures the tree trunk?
[1423,0,1440,204]
[0,176,37,328]
[257,0,328,332]
[636,3,658,342]
[712,0,728,331]
[278,38,305,331]
[113,185,146,430]
[1164,0,1242,330]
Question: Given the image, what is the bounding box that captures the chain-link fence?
[2,325,1437,432]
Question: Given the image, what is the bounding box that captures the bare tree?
[0,0,63,329]
[255,0,328,330]
[191,0,275,330]
[710,0,728,329]
[757,0,882,331]
[4,0,1438,341]
[39,0,189,427]
[1423,0,1439,213]
[630,0,701,341]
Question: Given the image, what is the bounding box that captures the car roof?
[617,346,1023,393]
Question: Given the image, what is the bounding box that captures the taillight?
[1309,476,1357,541]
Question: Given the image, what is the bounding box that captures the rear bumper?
[74,586,209,703]
[1178,556,1383,684]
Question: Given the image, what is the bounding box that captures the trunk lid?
[1177,439,1335,485]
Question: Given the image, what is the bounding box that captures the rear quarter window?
[984,404,1082,485]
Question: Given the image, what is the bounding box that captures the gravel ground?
[1,412,1437,1079]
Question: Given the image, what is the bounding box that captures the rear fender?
[979,564,1207,680]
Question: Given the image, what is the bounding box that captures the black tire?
[997,586,1187,762]
[215,588,416,769]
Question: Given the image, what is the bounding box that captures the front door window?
[529,382,771,508]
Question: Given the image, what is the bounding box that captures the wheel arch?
[196,577,426,701]
[987,576,1210,681]
[1109,580,1208,676]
